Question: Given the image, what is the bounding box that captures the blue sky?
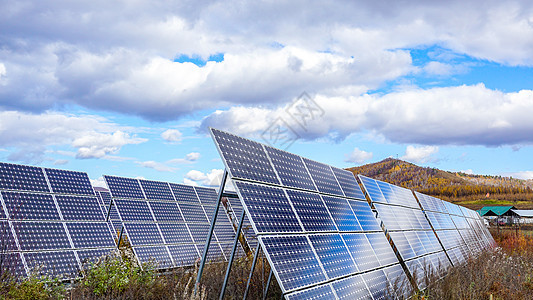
[1,0,532,188]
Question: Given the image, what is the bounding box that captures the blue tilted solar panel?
[194,186,218,205]
[321,195,362,232]
[302,158,343,196]
[375,181,395,204]
[388,232,416,260]
[14,221,71,251]
[0,253,27,277]
[169,183,200,203]
[177,203,208,223]
[211,128,280,185]
[104,175,145,199]
[285,284,335,300]
[24,251,79,277]
[332,274,372,300]
[114,199,154,222]
[0,163,49,192]
[0,220,17,251]
[139,179,174,201]
[234,181,302,233]
[286,189,336,232]
[366,232,398,266]
[362,269,389,300]
[213,223,237,243]
[341,233,380,272]
[149,201,183,222]
[187,223,212,243]
[123,223,164,246]
[134,246,173,269]
[358,175,386,204]
[66,222,115,248]
[264,146,316,191]
[45,168,94,196]
[331,167,366,199]
[2,191,60,220]
[56,195,104,221]
[260,235,326,292]
[77,249,113,267]
[347,200,381,231]
[158,223,193,244]
[308,234,358,279]
[167,244,199,267]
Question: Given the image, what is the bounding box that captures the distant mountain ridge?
[347,158,533,209]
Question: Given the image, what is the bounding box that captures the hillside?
[348,158,533,209]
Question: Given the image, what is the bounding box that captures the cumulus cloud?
[161,129,183,142]
[167,152,201,164]
[90,177,107,189]
[502,171,533,180]
[345,148,373,164]
[401,145,439,163]
[201,84,533,147]
[0,111,146,163]
[135,161,177,172]
[2,1,532,122]
[185,169,225,187]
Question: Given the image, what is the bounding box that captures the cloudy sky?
[1,0,532,187]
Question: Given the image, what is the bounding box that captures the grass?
[3,228,533,299]
[410,228,533,300]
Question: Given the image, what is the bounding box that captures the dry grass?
[412,229,533,300]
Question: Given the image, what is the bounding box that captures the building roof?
[511,210,533,217]
[477,206,517,216]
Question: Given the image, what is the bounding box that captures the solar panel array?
[103,176,241,269]
[358,175,450,289]
[211,128,409,299]
[0,162,116,278]
[225,196,258,251]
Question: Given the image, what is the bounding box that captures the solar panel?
[302,158,344,196]
[211,128,280,185]
[0,162,48,192]
[341,233,380,272]
[234,181,302,234]
[139,179,174,201]
[321,195,362,232]
[1,252,27,277]
[308,234,358,279]
[362,269,389,300]
[2,191,60,220]
[56,195,104,221]
[45,168,94,196]
[211,129,406,297]
[286,189,336,232]
[24,251,79,277]
[285,284,335,300]
[104,175,144,199]
[0,165,118,279]
[77,248,113,266]
[331,274,372,300]
[260,235,326,292]
[264,146,316,191]
[104,175,241,269]
[331,167,365,199]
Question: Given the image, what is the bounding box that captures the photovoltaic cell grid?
[103,175,242,269]
[210,128,404,298]
[226,196,258,251]
[358,175,451,284]
[0,162,116,278]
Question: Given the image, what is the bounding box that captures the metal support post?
[116,226,124,248]
[220,208,246,300]
[194,169,228,295]
[263,269,273,300]
[243,243,262,300]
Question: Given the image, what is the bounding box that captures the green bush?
[2,272,65,300]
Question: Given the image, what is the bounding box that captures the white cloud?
[0,111,146,163]
[90,177,107,189]
[502,171,533,180]
[53,159,69,166]
[460,169,474,175]
[345,148,373,164]
[73,131,146,159]
[135,161,177,172]
[401,145,439,163]
[185,169,225,187]
[161,129,183,143]
[201,84,533,147]
[167,152,201,164]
